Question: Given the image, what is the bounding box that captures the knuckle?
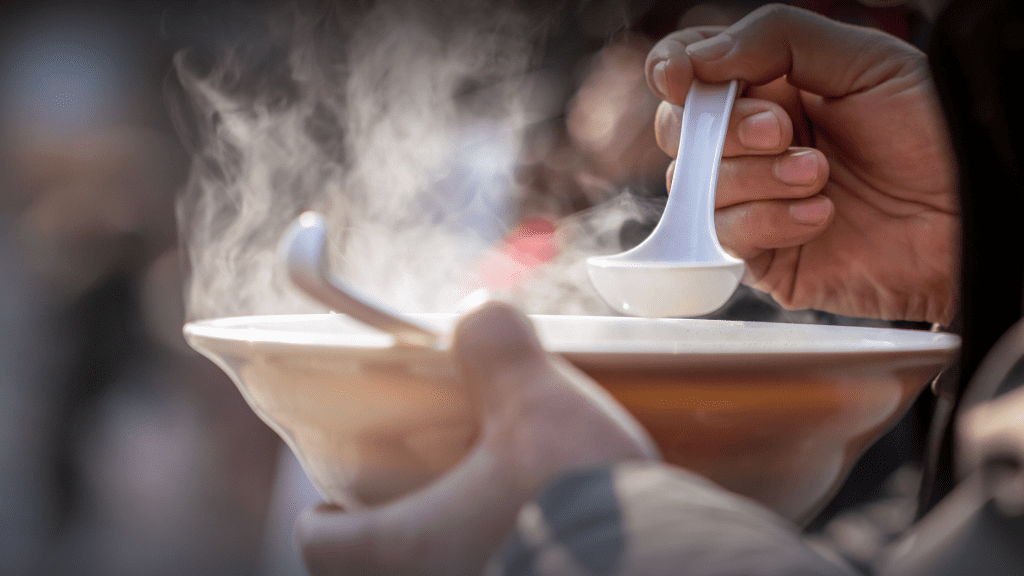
[749,3,792,26]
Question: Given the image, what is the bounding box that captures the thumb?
[452,301,660,464]
[670,5,924,100]
[452,301,549,413]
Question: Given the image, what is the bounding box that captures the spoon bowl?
[588,259,744,318]
[589,80,743,317]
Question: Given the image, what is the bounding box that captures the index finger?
[657,6,926,101]
[645,27,724,105]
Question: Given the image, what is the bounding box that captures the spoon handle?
[660,80,740,261]
[280,212,441,347]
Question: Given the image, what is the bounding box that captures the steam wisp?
[174,1,659,321]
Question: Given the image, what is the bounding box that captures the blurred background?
[0,1,941,575]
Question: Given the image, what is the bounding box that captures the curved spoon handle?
[279,212,441,347]
[658,79,740,261]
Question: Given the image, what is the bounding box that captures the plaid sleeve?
[486,462,858,576]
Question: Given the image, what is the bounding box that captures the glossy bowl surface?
[184,313,958,522]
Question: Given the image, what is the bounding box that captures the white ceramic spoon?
[279,211,441,347]
[588,80,744,318]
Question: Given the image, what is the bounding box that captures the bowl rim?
[183,313,960,369]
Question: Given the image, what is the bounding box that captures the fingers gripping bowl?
[184,313,957,524]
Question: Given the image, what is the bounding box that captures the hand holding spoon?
[587,80,744,318]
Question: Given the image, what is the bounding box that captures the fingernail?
[738,111,781,150]
[686,34,734,61]
[652,61,669,98]
[790,197,832,225]
[774,150,819,185]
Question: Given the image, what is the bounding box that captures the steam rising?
[174,1,648,320]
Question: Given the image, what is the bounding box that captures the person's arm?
[489,461,857,576]
[648,4,957,326]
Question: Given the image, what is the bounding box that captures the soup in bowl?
[183,313,958,523]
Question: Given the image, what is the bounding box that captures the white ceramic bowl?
[184,314,958,523]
